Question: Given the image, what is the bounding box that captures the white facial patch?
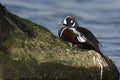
[71,20,73,23]
[69,28,86,42]
[63,18,67,25]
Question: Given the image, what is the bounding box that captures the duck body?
[58,16,101,53]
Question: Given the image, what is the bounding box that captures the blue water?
[0,0,120,73]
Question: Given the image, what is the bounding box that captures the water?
[0,0,120,72]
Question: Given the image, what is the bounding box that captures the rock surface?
[0,3,119,80]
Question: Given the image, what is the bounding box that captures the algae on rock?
[0,3,119,80]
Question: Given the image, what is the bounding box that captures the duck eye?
[71,20,73,23]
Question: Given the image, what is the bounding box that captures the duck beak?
[58,21,64,24]
[58,23,62,25]
[58,22,65,27]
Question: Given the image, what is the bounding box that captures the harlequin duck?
[58,16,101,53]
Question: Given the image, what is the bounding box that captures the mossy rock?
[0,3,119,80]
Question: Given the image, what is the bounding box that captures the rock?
[0,3,119,80]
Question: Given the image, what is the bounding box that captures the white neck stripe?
[60,27,67,37]
[72,22,75,27]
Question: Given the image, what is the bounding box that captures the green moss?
[0,3,119,80]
